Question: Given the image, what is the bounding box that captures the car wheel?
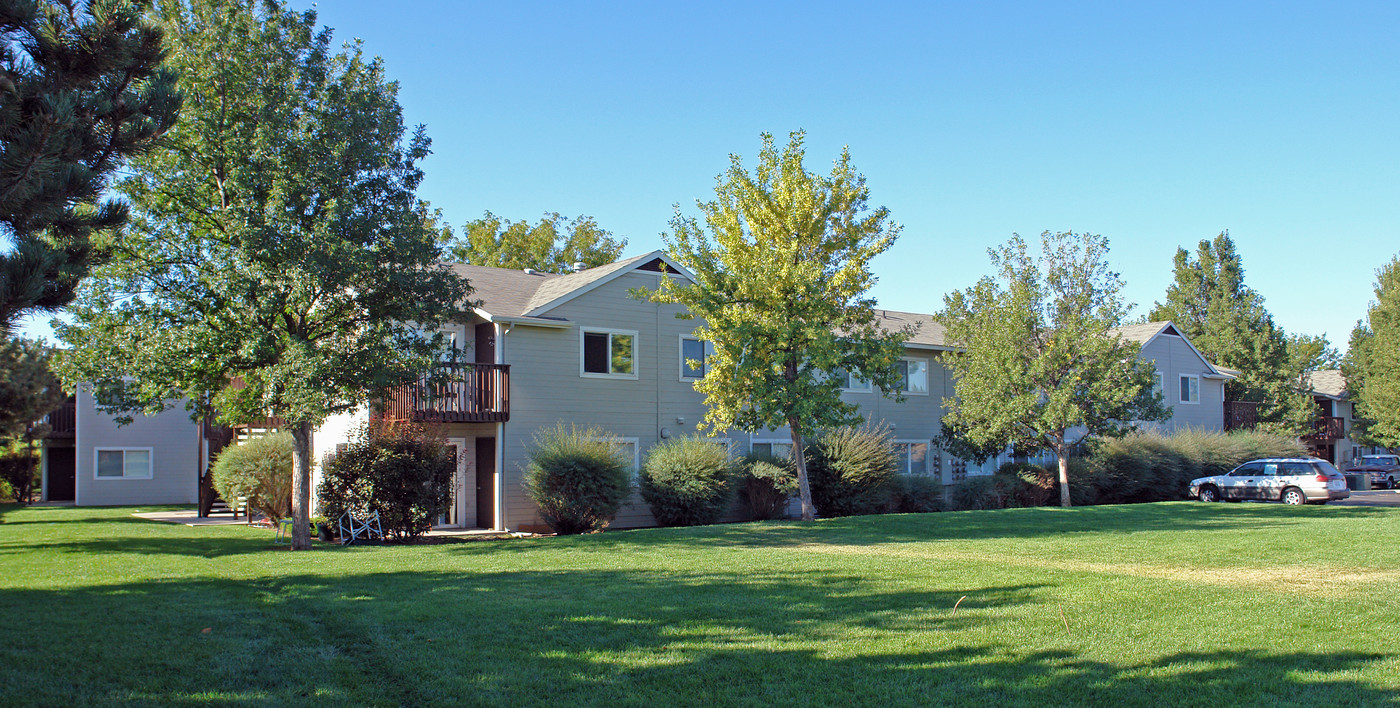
[1389,477,1397,490]
[1282,488,1306,506]
[1198,485,1219,503]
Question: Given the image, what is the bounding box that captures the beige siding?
[497,269,954,530]
[1137,334,1225,432]
[75,386,200,506]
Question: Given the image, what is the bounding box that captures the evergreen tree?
[0,0,180,332]
[448,212,627,273]
[939,231,1168,507]
[1343,255,1400,448]
[55,0,471,550]
[1148,233,1313,433]
[646,130,911,521]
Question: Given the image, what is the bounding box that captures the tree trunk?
[1057,444,1072,508]
[290,420,313,550]
[789,416,815,521]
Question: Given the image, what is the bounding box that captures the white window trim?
[579,327,640,380]
[592,436,640,477]
[1179,374,1201,405]
[893,439,932,475]
[93,447,154,481]
[1156,373,1165,398]
[749,438,795,457]
[839,368,872,394]
[678,334,712,382]
[893,357,930,396]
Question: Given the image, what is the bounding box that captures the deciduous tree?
[938,231,1168,507]
[646,130,911,521]
[448,211,626,273]
[0,0,180,333]
[1343,255,1400,448]
[54,0,470,550]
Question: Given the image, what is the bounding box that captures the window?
[1154,373,1165,399]
[593,437,640,478]
[680,336,715,380]
[1228,462,1262,477]
[1179,374,1200,404]
[751,440,793,459]
[894,441,930,475]
[833,367,872,393]
[894,359,929,394]
[581,328,637,378]
[95,448,152,480]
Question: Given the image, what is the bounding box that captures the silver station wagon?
[1190,458,1350,505]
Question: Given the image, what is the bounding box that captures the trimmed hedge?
[807,425,899,517]
[212,433,293,522]
[522,424,632,534]
[640,437,734,527]
[737,453,797,520]
[317,423,455,541]
[889,474,945,513]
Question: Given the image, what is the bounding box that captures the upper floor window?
[894,358,929,394]
[95,448,152,480]
[680,336,715,381]
[581,328,637,378]
[1179,374,1200,404]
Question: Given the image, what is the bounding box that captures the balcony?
[378,363,510,424]
[42,397,77,439]
[1223,400,1258,432]
[1303,415,1345,441]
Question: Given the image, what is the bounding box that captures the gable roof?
[1304,369,1348,399]
[873,309,950,350]
[1110,321,1235,379]
[451,250,693,324]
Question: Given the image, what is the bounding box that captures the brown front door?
[475,323,495,364]
[47,447,75,502]
[475,437,495,529]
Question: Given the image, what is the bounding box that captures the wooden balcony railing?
[42,398,77,439]
[378,363,510,424]
[1223,400,1258,432]
[1303,415,1345,441]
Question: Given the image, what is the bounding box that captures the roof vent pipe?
[523,268,538,275]
[572,261,586,273]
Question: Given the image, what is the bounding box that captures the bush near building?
[317,423,455,540]
[639,437,734,527]
[522,424,632,535]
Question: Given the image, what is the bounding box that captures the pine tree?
[1148,233,1314,434]
[0,0,180,332]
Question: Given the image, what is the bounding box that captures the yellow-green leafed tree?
[646,131,912,521]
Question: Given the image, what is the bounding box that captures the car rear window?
[1282,462,1314,476]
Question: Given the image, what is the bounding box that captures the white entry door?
[438,437,469,528]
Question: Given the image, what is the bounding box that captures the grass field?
[1,502,1398,707]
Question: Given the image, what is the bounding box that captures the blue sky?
[22,1,1400,348]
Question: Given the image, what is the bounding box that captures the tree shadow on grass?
[0,567,1389,707]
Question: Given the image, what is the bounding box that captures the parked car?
[1190,458,1350,505]
[1344,454,1400,490]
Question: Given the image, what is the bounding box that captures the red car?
[1345,455,1400,489]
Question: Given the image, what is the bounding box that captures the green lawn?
[1,502,1398,707]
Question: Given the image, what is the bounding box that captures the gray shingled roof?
[1305,369,1348,398]
[523,252,657,314]
[448,263,561,319]
[1111,321,1168,345]
[873,309,949,349]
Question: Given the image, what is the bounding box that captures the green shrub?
[891,474,945,513]
[212,433,293,522]
[737,453,797,520]
[807,424,899,517]
[995,462,1057,507]
[640,437,734,527]
[0,447,38,503]
[949,476,1003,510]
[522,424,632,534]
[317,423,455,541]
[1080,428,1306,505]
